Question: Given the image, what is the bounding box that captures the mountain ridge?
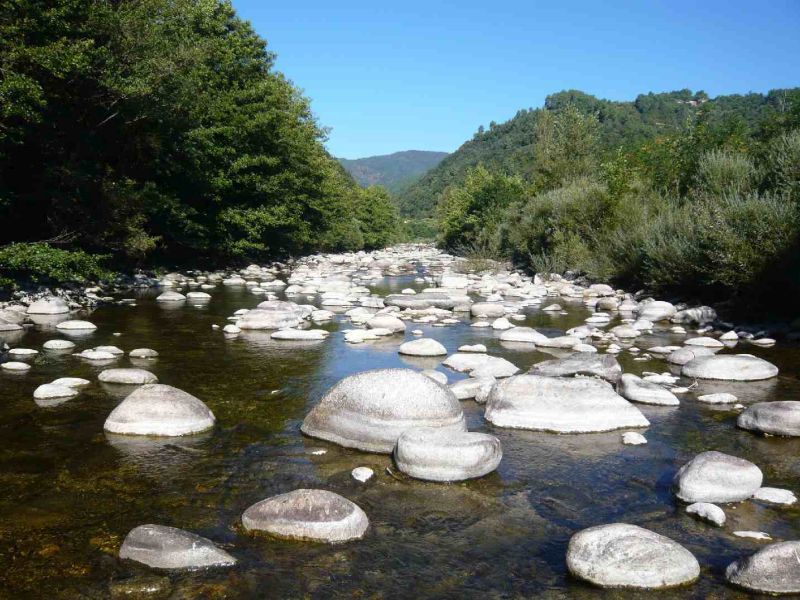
[338,150,449,193]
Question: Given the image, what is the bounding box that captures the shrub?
[763,129,800,199]
[0,243,111,289]
[694,149,756,197]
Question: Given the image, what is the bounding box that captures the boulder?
[528,352,622,383]
[498,327,548,344]
[442,353,519,379]
[51,377,90,388]
[725,541,800,594]
[671,306,717,325]
[242,489,368,543]
[394,427,502,482]
[673,451,763,503]
[384,293,461,310]
[129,348,158,359]
[622,432,647,445]
[366,314,406,334]
[682,355,778,381]
[271,329,328,341]
[485,375,649,433]
[738,402,800,437]
[33,383,79,401]
[27,297,70,315]
[301,369,465,453]
[639,301,676,322]
[237,301,305,330]
[398,338,447,356]
[99,368,158,385]
[684,336,724,348]
[119,524,235,569]
[535,335,581,349]
[566,523,700,589]
[1,361,30,371]
[696,392,738,404]
[104,384,215,436]
[753,487,797,506]
[667,347,715,365]
[43,339,75,351]
[470,302,506,318]
[156,291,186,302]
[686,502,726,526]
[56,320,97,331]
[449,377,495,401]
[617,374,679,406]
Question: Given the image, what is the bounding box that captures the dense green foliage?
[0,243,111,289]
[339,150,449,194]
[0,0,400,272]
[434,89,800,312]
[399,88,799,218]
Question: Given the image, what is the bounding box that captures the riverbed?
[1,256,799,598]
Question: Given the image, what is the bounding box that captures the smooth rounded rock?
[237,301,305,330]
[753,487,797,506]
[639,301,676,322]
[682,354,778,381]
[738,401,800,437]
[499,327,548,344]
[99,368,158,385]
[366,314,406,333]
[725,541,800,594]
[301,369,465,453]
[394,427,502,482]
[51,377,90,388]
[617,373,679,406]
[351,467,374,483]
[242,489,368,543]
[528,352,622,383]
[27,297,69,315]
[119,524,235,569]
[442,353,519,379]
[667,347,715,365]
[686,502,726,526]
[485,375,649,433]
[34,383,79,401]
[696,392,737,404]
[271,329,328,341]
[674,451,763,503]
[129,348,158,359]
[470,302,506,318]
[567,523,700,589]
[1,361,30,372]
[622,432,647,445]
[156,291,186,302]
[398,338,447,356]
[57,320,97,331]
[43,339,75,351]
[104,384,215,436]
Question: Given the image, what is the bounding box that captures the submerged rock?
[485,375,648,433]
[686,502,726,526]
[682,355,778,381]
[242,489,368,543]
[119,524,235,569]
[394,427,502,482]
[622,432,647,445]
[301,369,465,453]
[738,401,800,437]
[104,384,215,436]
[674,451,763,503]
[567,523,699,589]
[99,368,158,385]
[617,373,679,406]
[528,352,622,383]
[725,541,800,594]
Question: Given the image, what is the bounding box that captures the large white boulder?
[682,355,778,381]
[156,291,186,302]
[499,327,548,344]
[673,451,763,503]
[470,302,506,318]
[119,524,235,569]
[242,489,368,543]
[725,541,800,595]
[366,314,406,333]
[56,320,97,331]
[270,329,328,341]
[301,369,465,453]
[442,353,519,379]
[738,401,800,437]
[485,375,649,433]
[639,301,676,322]
[394,427,502,482]
[567,523,699,589]
[103,384,215,436]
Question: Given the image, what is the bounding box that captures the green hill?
[397,88,796,217]
[339,150,449,194]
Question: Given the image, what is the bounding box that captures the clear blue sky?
[233,0,800,159]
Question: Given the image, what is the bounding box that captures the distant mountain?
[396,88,796,217]
[338,150,449,194]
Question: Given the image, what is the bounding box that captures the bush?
[763,129,800,199]
[694,149,756,197]
[0,243,111,289]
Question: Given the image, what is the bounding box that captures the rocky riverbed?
[0,244,798,598]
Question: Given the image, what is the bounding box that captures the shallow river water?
[1,270,799,598]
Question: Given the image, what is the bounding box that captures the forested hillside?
[339,150,449,193]
[0,0,400,284]
[398,89,796,217]
[432,87,800,313]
